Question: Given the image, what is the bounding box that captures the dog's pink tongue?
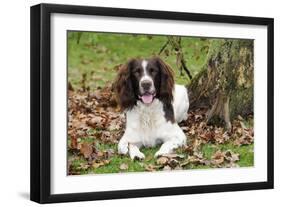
[141,94,153,104]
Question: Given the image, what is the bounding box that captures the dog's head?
[115,57,174,110]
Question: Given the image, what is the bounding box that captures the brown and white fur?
[115,57,189,159]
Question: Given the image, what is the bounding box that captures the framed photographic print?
[30,3,274,203]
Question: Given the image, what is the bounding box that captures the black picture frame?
[30,3,274,204]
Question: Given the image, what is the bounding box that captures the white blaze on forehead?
[140,60,151,82]
[141,60,148,76]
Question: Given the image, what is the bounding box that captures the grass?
[67,32,210,89]
[69,136,254,174]
[201,143,254,167]
[67,31,254,174]
[68,137,161,174]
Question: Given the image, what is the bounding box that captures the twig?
[181,59,193,80]
[158,39,170,55]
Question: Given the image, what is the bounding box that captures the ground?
[67,32,254,175]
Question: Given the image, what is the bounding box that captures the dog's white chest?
[127,100,165,146]
[139,106,158,129]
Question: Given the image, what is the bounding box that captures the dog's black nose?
[141,80,152,90]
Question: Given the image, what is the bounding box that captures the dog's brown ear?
[155,57,175,104]
[114,59,137,110]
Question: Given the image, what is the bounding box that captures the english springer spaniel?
[115,57,189,160]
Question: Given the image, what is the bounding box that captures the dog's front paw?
[154,149,171,158]
[118,142,128,155]
[129,146,145,160]
[154,150,164,158]
[130,151,145,160]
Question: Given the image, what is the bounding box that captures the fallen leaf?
[70,135,78,149]
[183,145,194,155]
[86,116,104,128]
[156,157,169,165]
[160,153,185,159]
[195,114,203,120]
[77,162,90,170]
[234,134,253,146]
[145,164,157,172]
[211,150,225,166]
[180,160,190,167]
[168,159,179,168]
[200,131,215,142]
[103,148,115,159]
[80,143,93,159]
[224,150,240,163]
[92,160,110,169]
[185,154,205,165]
[189,128,196,135]
[119,163,128,170]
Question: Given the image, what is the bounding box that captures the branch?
[180,59,193,80]
[158,40,170,55]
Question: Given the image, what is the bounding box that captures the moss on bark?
[188,39,254,129]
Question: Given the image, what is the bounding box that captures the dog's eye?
[133,68,141,75]
[149,68,156,74]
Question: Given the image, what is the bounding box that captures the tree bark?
[188,39,254,130]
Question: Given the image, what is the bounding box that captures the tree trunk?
[188,39,254,130]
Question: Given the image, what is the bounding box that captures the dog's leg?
[118,136,145,160]
[118,129,142,156]
[118,136,129,155]
[129,143,145,160]
[155,126,186,157]
[155,140,179,157]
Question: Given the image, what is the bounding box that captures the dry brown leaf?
[168,159,179,168]
[183,151,206,166]
[92,160,110,169]
[97,151,104,157]
[160,153,185,159]
[234,134,253,146]
[211,150,225,165]
[80,143,93,159]
[103,148,115,158]
[224,150,240,163]
[156,157,169,165]
[200,131,215,142]
[77,163,90,170]
[119,163,129,170]
[70,135,78,149]
[145,164,157,172]
[184,145,194,155]
[86,116,104,128]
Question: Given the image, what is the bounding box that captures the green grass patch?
[69,138,254,174]
[201,143,254,167]
[67,32,210,89]
[91,142,160,174]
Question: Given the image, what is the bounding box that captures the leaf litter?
[67,80,254,174]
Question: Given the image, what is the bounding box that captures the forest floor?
[67,32,254,175]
